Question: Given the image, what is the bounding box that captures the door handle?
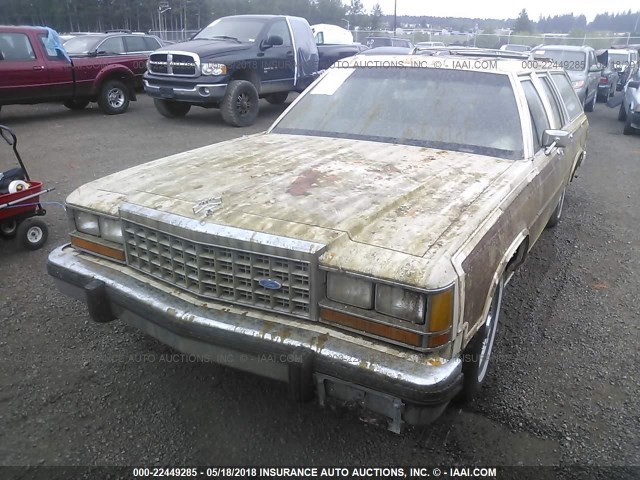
[32,65,45,71]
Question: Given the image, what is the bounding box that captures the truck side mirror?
[542,129,572,155]
[262,35,284,49]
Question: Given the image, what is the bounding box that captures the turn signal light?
[70,234,125,262]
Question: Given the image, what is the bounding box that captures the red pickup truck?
[0,26,148,115]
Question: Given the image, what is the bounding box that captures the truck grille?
[148,52,198,77]
[123,221,312,318]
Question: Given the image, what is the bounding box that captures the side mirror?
[542,129,572,155]
[262,35,283,49]
[589,63,603,73]
[628,81,640,89]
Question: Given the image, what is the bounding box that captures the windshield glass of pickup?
[64,35,102,54]
[195,18,266,43]
[272,66,524,160]
[533,50,586,71]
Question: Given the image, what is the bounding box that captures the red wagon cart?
[0,125,54,250]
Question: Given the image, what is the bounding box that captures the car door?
[520,77,570,241]
[124,35,151,55]
[260,19,295,94]
[36,32,74,100]
[586,49,600,97]
[0,31,49,103]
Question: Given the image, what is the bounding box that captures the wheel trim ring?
[477,283,503,383]
[27,226,43,243]
[108,88,125,108]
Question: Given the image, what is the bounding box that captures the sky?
[361,0,640,22]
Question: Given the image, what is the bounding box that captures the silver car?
[533,45,603,112]
[618,64,640,135]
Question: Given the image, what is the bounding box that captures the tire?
[154,99,191,118]
[17,218,48,250]
[459,275,504,401]
[64,99,90,110]
[220,80,259,127]
[265,92,289,105]
[0,220,17,238]
[623,113,635,135]
[97,80,130,115]
[546,186,566,229]
[584,91,596,112]
[618,103,627,121]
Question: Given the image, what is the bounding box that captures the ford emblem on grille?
[259,279,283,290]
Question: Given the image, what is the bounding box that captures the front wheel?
[459,275,504,401]
[265,92,289,105]
[64,99,90,110]
[98,80,130,115]
[584,91,596,112]
[546,186,566,229]
[623,113,635,135]
[154,99,191,118]
[17,218,48,250]
[220,80,259,127]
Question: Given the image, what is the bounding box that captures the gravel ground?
[0,96,638,471]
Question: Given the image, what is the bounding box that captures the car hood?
[67,134,524,273]
[156,39,253,57]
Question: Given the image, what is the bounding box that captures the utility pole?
[393,0,397,34]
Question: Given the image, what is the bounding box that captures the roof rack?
[105,29,132,34]
[412,46,531,60]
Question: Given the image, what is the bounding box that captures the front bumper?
[143,78,227,103]
[48,245,463,432]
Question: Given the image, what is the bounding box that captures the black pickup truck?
[144,15,364,126]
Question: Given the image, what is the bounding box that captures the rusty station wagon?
[48,53,588,433]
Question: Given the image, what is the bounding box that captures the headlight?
[572,79,585,89]
[75,211,100,236]
[375,284,427,324]
[99,217,123,243]
[201,63,227,76]
[326,272,374,309]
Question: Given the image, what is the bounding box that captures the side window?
[0,33,36,61]
[315,31,324,45]
[143,36,161,51]
[551,73,582,122]
[521,79,550,151]
[37,34,64,60]
[124,36,148,53]
[538,76,563,128]
[97,36,125,54]
[266,20,292,47]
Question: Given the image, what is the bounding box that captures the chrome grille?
[148,52,198,76]
[123,221,312,318]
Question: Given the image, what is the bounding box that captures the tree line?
[0,0,637,35]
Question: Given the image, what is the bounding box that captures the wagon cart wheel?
[17,218,48,250]
[459,274,504,401]
[0,220,18,238]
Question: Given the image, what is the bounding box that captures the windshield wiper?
[210,35,241,43]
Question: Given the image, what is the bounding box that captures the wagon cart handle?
[0,125,30,181]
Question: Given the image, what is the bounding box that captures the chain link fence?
[150,29,199,43]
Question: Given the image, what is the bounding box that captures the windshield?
[63,35,102,54]
[195,17,266,43]
[273,66,524,160]
[534,49,586,71]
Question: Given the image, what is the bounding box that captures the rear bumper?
[48,245,463,432]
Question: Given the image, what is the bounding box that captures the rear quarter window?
[551,73,582,122]
[0,33,36,61]
[143,36,161,51]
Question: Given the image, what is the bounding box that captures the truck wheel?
[221,80,259,127]
[154,99,191,118]
[265,92,289,105]
[623,114,635,135]
[17,218,48,250]
[98,80,130,115]
[459,275,504,402]
[64,99,90,110]
[546,186,566,229]
[618,103,627,121]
